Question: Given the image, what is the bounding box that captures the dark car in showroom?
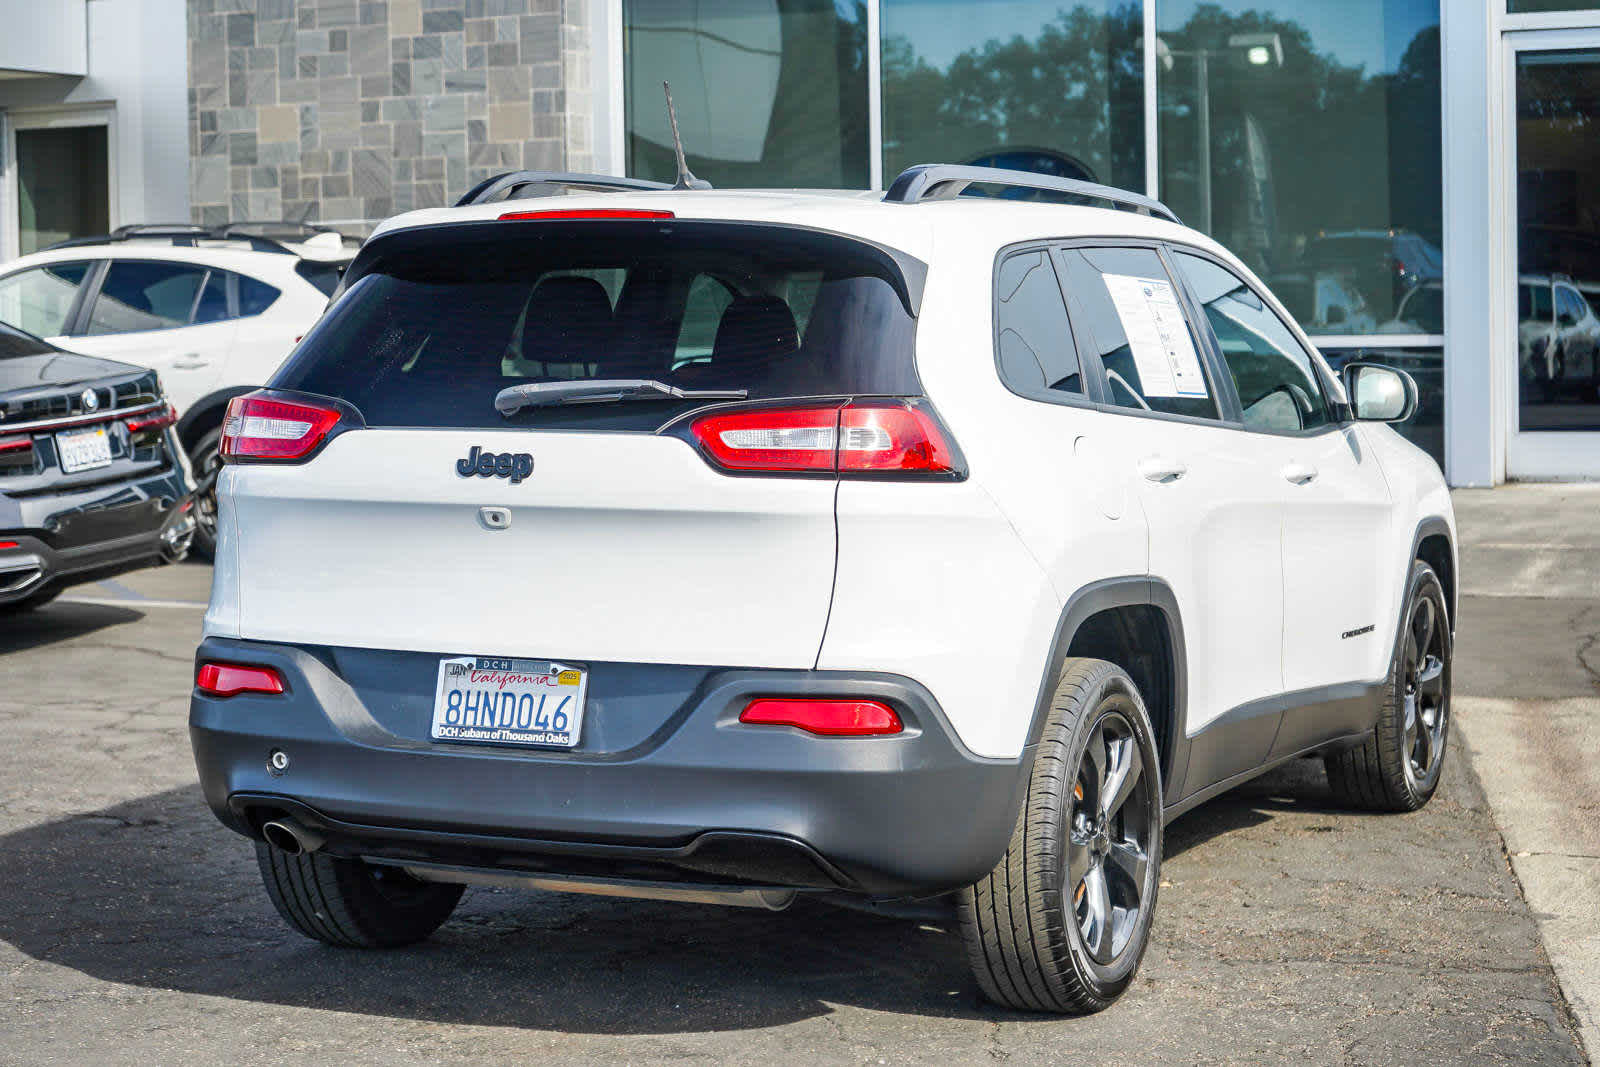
[1,323,195,614]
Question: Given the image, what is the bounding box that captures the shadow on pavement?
[1164,755,1379,859]
[0,600,144,654]
[0,760,1340,1034]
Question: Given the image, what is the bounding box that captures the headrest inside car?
[711,296,799,370]
[520,275,614,365]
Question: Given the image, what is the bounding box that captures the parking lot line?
[57,595,207,610]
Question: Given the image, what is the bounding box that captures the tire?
[187,426,222,562]
[958,658,1163,1014]
[1324,562,1452,812]
[256,843,464,948]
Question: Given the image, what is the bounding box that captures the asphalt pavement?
[0,537,1588,1065]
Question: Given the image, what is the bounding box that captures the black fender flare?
[175,386,260,453]
[1014,576,1190,808]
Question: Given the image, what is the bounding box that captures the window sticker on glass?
[1100,274,1209,398]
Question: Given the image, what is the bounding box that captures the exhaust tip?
[261,818,323,855]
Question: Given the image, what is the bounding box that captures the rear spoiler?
[336,217,928,318]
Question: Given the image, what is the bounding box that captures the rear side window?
[294,260,344,298]
[0,261,90,337]
[994,249,1082,397]
[86,261,207,334]
[1055,246,1220,420]
[238,275,281,316]
[274,223,922,430]
[193,271,229,324]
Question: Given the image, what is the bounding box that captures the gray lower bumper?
[189,637,1027,896]
[0,464,191,603]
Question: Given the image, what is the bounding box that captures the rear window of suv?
[273,221,923,430]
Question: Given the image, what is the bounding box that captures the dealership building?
[1,0,1598,484]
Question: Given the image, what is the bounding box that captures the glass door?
[1506,31,1600,477]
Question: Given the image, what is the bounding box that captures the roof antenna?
[663,82,711,191]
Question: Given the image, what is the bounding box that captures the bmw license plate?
[57,426,113,474]
[430,656,587,748]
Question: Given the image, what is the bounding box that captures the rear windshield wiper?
[495,379,747,416]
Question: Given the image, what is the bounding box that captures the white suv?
[189,167,1457,1014]
[0,223,356,555]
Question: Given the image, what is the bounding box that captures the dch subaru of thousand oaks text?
[189,166,1456,1013]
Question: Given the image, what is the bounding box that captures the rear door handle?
[1138,456,1188,484]
[172,354,208,369]
[1281,462,1319,485]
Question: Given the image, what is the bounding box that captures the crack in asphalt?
[1567,604,1600,690]
[68,641,196,667]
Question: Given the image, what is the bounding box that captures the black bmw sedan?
[1,323,194,615]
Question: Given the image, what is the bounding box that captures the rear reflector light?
[498,208,675,221]
[690,401,959,476]
[0,435,32,454]
[220,394,342,462]
[125,402,177,434]
[197,662,286,697]
[0,541,18,550]
[740,698,903,737]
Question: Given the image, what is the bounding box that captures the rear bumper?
[0,465,192,603]
[189,636,1026,896]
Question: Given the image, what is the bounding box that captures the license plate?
[57,426,113,474]
[430,656,587,748]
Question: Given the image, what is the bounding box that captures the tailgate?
[228,427,837,668]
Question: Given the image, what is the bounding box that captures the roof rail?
[40,224,213,252]
[38,222,361,257]
[455,171,673,207]
[215,220,333,239]
[883,164,1182,225]
[112,223,214,239]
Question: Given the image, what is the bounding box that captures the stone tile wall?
[187,0,593,231]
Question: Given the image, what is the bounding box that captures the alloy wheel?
[1066,709,1157,965]
[1401,593,1449,790]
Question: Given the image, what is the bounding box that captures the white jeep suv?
[189,167,1456,1013]
[0,223,357,555]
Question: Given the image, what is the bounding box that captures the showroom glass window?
[622,0,869,188]
[1154,0,1442,335]
[881,0,1144,192]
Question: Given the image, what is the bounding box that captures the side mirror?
[1342,362,1417,423]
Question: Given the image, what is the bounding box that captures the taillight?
[740,698,903,736]
[125,402,177,435]
[499,208,675,221]
[689,400,961,477]
[220,393,343,462]
[196,662,286,697]
[837,403,958,473]
[0,541,18,550]
[0,435,33,455]
[691,404,844,472]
